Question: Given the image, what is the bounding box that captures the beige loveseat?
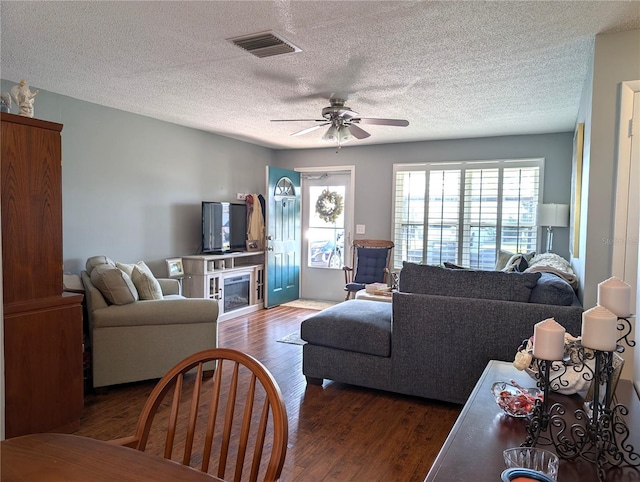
[82,256,218,389]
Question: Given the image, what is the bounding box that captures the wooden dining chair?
[343,239,395,300]
[111,348,288,482]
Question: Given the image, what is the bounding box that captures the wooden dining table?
[1,432,224,481]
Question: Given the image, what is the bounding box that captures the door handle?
[266,235,273,240]
[267,246,274,251]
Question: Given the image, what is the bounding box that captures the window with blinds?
[393,159,542,270]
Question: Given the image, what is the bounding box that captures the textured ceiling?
[1,1,639,150]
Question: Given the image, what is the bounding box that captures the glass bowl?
[503,447,559,481]
[501,467,555,482]
[491,381,542,417]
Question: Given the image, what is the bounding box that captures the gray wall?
[274,133,575,261]
[1,81,273,276]
[2,79,575,278]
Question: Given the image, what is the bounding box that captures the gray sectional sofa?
[301,262,583,404]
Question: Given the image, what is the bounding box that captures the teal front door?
[265,167,301,307]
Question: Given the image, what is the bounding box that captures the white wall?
[574,29,640,309]
[572,29,640,385]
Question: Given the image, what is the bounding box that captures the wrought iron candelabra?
[522,316,639,481]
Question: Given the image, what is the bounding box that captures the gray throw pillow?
[529,273,575,306]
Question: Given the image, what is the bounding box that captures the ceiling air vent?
[227,31,301,58]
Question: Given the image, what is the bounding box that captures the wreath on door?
[315,189,343,224]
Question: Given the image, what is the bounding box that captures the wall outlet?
[236,193,247,200]
[356,224,366,234]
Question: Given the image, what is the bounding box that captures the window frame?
[391,158,545,270]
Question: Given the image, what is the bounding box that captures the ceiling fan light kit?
[322,124,352,146]
[271,97,409,147]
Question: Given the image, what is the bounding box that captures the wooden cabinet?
[182,252,264,322]
[1,113,84,438]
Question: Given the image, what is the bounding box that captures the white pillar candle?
[581,305,618,351]
[597,277,632,318]
[533,318,566,361]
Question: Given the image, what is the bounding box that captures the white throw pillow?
[115,261,136,277]
[131,262,164,300]
[495,249,536,271]
[90,264,139,305]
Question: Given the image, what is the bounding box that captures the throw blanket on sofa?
[525,253,578,289]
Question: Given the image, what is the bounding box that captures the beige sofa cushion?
[131,263,164,300]
[115,261,135,277]
[90,264,139,305]
[86,255,115,275]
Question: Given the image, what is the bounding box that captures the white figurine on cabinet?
[10,80,38,117]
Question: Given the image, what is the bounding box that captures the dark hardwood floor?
[76,305,461,481]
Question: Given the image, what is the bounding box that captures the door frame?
[611,80,640,388]
[297,165,355,301]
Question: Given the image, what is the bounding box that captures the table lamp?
[536,203,569,252]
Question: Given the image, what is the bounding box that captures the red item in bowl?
[491,382,542,417]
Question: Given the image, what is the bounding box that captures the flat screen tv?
[202,201,247,254]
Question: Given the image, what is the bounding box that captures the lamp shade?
[537,204,569,227]
[338,126,352,144]
[322,125,339,141]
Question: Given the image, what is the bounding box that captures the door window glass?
[308,185,344,269]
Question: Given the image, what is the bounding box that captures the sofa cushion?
[443,261,468,270]
[131,263,164,300]
[529,272,575,306]
[399,262,541,303]
[300,300,392,357]
[115,261,136,277]
[116,261,164,300]
[495,249,536,271]
[90,264,139,305]
[86,255,115,276]
[353,247,389,284]
[502,253,529,272]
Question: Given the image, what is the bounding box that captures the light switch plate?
[356,224,366,234]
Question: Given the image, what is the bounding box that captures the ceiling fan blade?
[348,124,371,139]
[338,109,360,120]
[271,119,325,122]
[356,118,410,127]
[291,123,329,137]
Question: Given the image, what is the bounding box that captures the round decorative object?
[315,189,343,223]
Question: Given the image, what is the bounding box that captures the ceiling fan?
[271,98,409,147]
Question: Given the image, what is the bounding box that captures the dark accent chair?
[343,239,394,300]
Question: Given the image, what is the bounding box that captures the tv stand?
[204,250,244,255]
[182,251,264,322]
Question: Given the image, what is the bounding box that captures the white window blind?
[393,159,542,270]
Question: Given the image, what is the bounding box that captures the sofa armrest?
[158,278,180,296]
[390,292,583,404]
[92,298,219,329]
